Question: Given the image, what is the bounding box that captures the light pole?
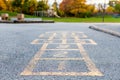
[102,0,106,22]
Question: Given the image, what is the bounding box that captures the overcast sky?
[87,0,109,4]
[48,0,109,5]
[48,0,62,6]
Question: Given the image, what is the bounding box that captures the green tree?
[22,0,29,14]
[12,0,24,12]
[114,3,120,13]
[37,1,49,11]
[28,0,37,14]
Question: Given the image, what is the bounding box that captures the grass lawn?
[1,11,120,22]
[0,11,39,18]
[42,17,120,22]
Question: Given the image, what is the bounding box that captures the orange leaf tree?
[0,0,7,10]
[59,0,95,17]
[106,6,114,14]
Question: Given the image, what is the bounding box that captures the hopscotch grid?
[39,58,84,61]
[21,33,56,75]
[31,38,97,45]
[21,32,103,76]
[72,33,103,76]
[31,43,97,45]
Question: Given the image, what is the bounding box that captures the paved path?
[0,23,120,80]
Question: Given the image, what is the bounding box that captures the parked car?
[113,13,120,18]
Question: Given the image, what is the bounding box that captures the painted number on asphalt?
[21,32,103,76]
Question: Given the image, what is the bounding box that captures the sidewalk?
[95,24,120,33]
[89,24,120,38]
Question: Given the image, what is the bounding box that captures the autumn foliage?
[0,0,7,10]
[0,0,49,15]
[59,0,95,17]
[0,0,120,17]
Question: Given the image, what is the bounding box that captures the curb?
[0,21,13,23]
[13,20,54,23]
[89,25,120,38]
[0,20,54,23]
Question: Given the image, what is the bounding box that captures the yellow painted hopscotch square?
[21,32,103,76]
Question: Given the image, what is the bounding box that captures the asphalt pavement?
[0,23,120,80]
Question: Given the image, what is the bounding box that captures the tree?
[114,3,120,13]
[106,6,114,14]
[60,0,94,17]
[109,1,120,7]
[22,0,29,14]
[28,0,37,14]
[69,0,87,17]
[0,0,7,10]
[12,0,24,12]
[52,0,58,11]
[37,1,49,11]
[59,0,70,16]
[5,0,12,11]
[85,4,95,17]
[98,3,104,13]
[87,4,95,13]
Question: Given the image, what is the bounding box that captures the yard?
[42,17,120,22]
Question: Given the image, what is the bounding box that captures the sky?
[86,0,109,4]
[48,0,62,5]
[48,0,109,5]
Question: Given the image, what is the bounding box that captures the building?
[109,0,120,6]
